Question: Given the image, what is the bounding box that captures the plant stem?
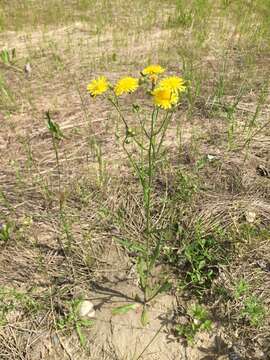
[110,98,146,185]
[144,107,158,302]
[52,136,61,194]
[156,111,173,155]
[135,323,164,360]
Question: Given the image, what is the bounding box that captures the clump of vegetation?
[241,296,266,327]
[175,303,212,344]
[182,229,225,294]
[234,279,266,327]
[57,299,94,347]
[0,287,41,326]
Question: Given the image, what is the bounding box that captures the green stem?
[110,98,146,185]
[134,108,150,139]
[52,136,61,194]
[110,97,165,303]
[243,118,270,149]
[156,111,173,156]
[109,97,129,129]
[51,135,72,256]
[153,110,169,137]
[144,107,158,302]
[122,137,145,186]
[110,99,147,150]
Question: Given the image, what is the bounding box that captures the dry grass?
[0,0,270,359]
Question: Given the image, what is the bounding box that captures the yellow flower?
[158,76,186,93]
[114,77,139,96]
[142,64,165,76]
[152,87,178,109]
[87,76,109,97]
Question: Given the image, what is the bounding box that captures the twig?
[135,323,164,360]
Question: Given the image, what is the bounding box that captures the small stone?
[245,210,256,223]
[51,334,60,346]
[207,154,219,161]
[78,300,95,318]
[254,349,265,359]
[24,62,32,77]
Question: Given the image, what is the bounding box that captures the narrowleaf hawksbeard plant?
[87,66,186,306]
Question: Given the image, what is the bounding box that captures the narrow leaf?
[115,237,146,255]
[137,257,147,290]
[153,280,172,298]
[149,237,162,271]
[141,308,149,326]
[112,303,138,315]
[76,323,86,347]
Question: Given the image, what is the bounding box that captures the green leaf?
[0,223,11,242]
[76,323,86,347]
[198,260,206,270]
[79,318,94,327]
[115,237,146,255]
[201,319,212,331]
[46,111,64,140]
[141,308,149,326]
[112,303,138,315]
[137,256,147,290]
[0,50,10,64]
[149,237,162,271]
[153,280,172,298]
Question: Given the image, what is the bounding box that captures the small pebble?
[78,300,95,318]
[245,210,256,223]
[24,62,32,77]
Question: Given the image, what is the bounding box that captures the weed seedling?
[0,222,12,243]
[57,299,94,347]
[174,170,197,202]
[241,296,265,327]
[233,279,266,327]
[182,226,224,295]
[175,303,212,344]
[0,287,41,326]
[234,279,249,300]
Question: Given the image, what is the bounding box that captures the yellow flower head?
[152,87,178,109]
[87,76,109,97]
[142,64,165,76]
[158,76,186,93]
[114,77,139,96]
